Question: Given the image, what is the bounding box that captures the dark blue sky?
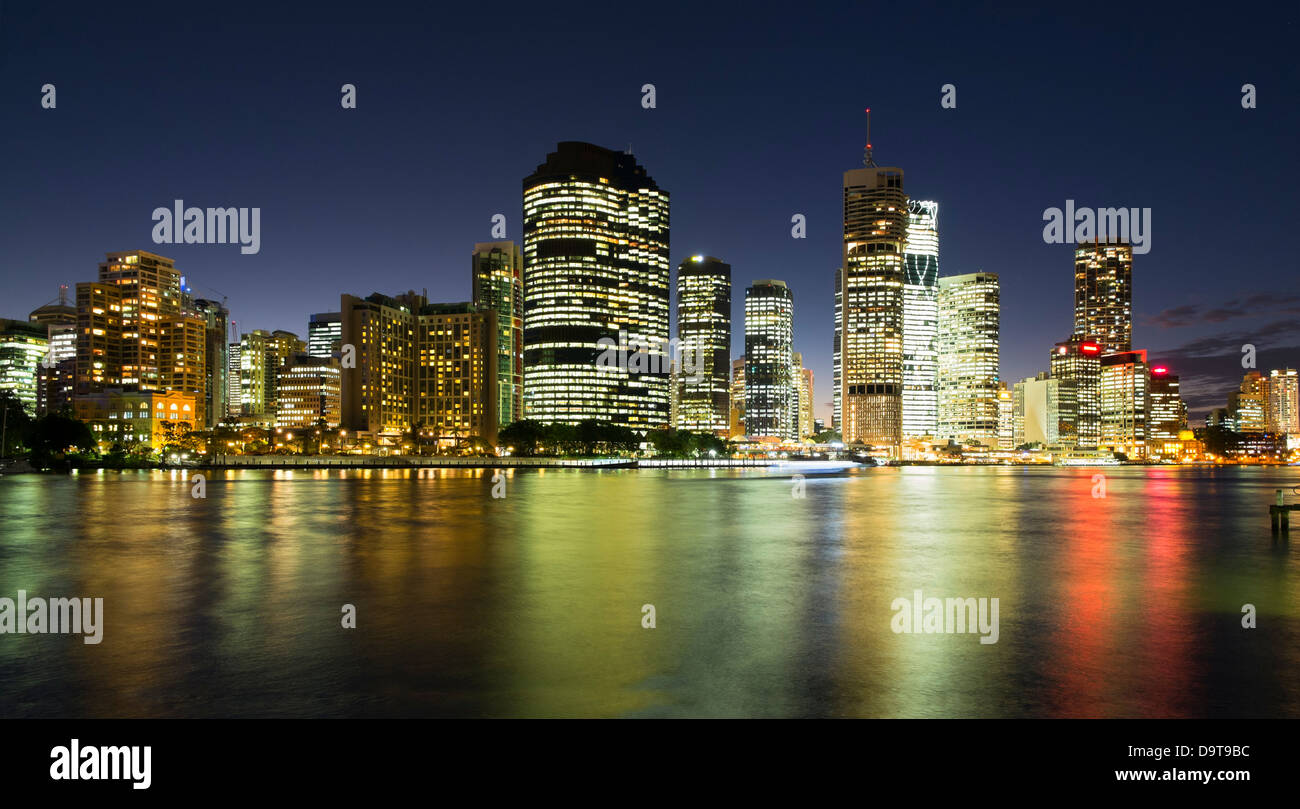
[3,1,1297,420]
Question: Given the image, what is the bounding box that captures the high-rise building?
[159,313,208,428]
[1050,337,1102,449]
[1229,371,1268,432]
[226,343,241,419]
[1013,373,1061,447]
[996,382,1014,450]
[29,294,77,416]
[1148,364,1183,458]
[729,356,746,438]
[1268,368,1299,436]
[675,256,731,435]
[841,157,906,454]
[472,241,524,429]
[339,292,498,445]
[74,250,183,397]
[1099,349,1150,460]
[308,312,342,359]
[190,298,229,428]
[797,360,815,441]
[415,303,499,445]
[0,319,48,415]
[902,200,939,438]
[1073,241,1133,354]
[275,354,342,429]
[936,273,1000,446]
[522,142,670,429]
[240,329,304,420]
[744,280,794,439]
[832,266,842,432]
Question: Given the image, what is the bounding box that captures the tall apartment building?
[239,329,304,420]
[936,273,1000,446]
[159,313,208,427]
[472,242,524,428]
[841,159,906,454]
[1268,368,1299,436]
[1229,371,1268,432]
[1050,337,1102,449]
[522,142,670,429]
[339,292,498,445]
[1099,349,1150,460]
[744,280,794,439]
[1073,241,1133,354]
[902,199,939,437]
[189,298,229,428]
[675,255,731,435]
[832,266,841,431]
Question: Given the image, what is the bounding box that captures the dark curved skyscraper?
[522,142,670,428]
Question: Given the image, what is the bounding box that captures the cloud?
[1144,292,1300,330]
[1150,319,1300,419]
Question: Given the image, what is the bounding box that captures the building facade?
[936,273,1000,446]
[744,280,794,439]
[841,163,906,454]
[1073,241,1133,354]
[902,199,939,438]
[675,256,731,434]
[521,142,670,429]
[472,241,524,429]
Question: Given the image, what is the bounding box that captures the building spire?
[863,107,876,167]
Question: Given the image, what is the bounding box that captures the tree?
[499,419,546,457]
[0,391,32,457]
[27,413,95,468]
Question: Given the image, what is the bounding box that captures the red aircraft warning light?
[1152,366,1169,375]
[1080,342,1101,354]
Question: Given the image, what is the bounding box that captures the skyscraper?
[1268,368,1299,437]
[1148,364,1183,457]
[276,353,342,429]
[190,298,229,428]
[797,360,815,441]
[159,313,208,427]
[75,250,182,395]
[675,256,731,435]
[226,343,241,419]
[472,241,524,428]
[936,273,1000,446]
[29,294,77,416]
[832,266,842,432]
[0,319,48,414]
[1229,372,1268,432]
[308,312,342,359]
[1073,241,1133,354]
[1099,349,1150,460]
[841,156,906,455]
[1050,337,1102,449]
[522,142,670,429]
[744,280,794,439]
[902,199,939,438]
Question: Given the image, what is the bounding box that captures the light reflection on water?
[1,466,1297,717]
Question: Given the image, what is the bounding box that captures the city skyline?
[3,4,1295,425]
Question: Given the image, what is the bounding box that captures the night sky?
[3,2,1297,422]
